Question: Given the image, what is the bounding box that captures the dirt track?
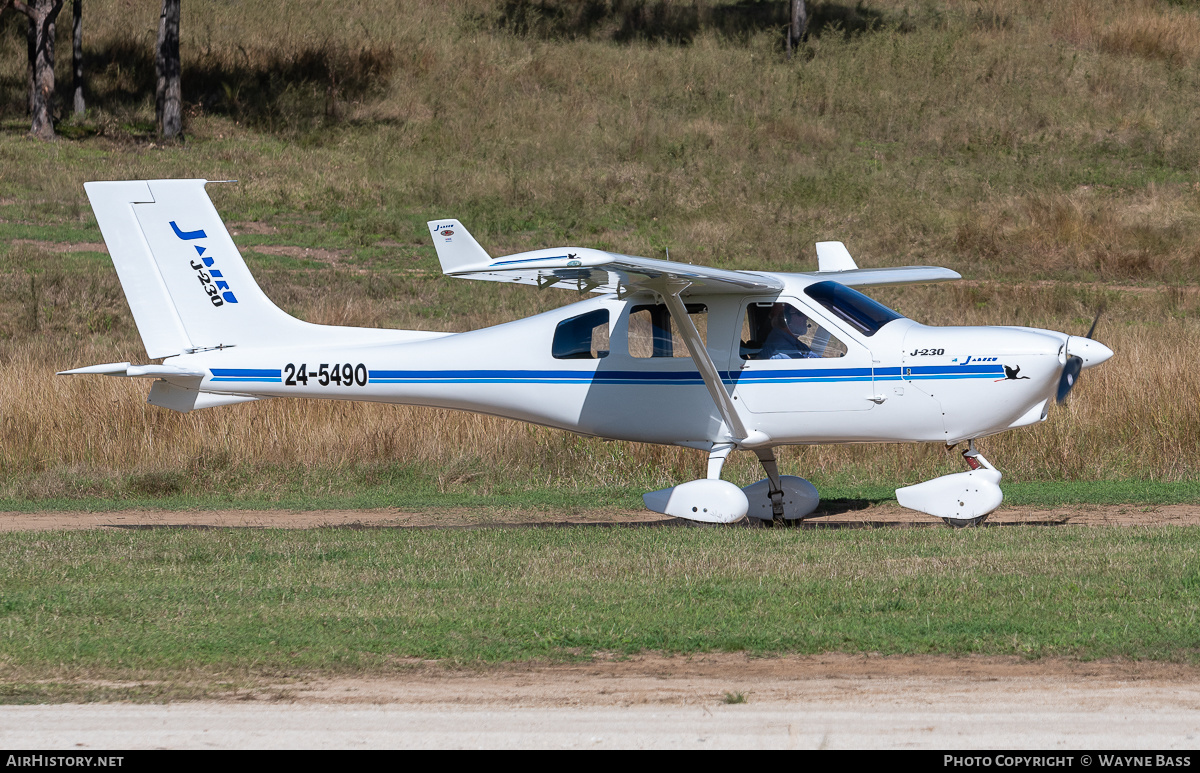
[5,654,1200,749]
[2,501,1195,531]
[3,505,1198,748]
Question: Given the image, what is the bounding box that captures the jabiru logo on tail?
[170,221,238,305]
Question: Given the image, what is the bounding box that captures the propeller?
[1056,355,1083,403]
[1056,312,1105,404]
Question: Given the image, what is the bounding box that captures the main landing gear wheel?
[941,514,989,528]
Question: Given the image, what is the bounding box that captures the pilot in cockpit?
[760,303,819,360]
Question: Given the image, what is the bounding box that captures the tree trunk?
[156,0,182,139]
[31,4,57,139]
[72,0,83,115]
[25,11,34,116]
[785,0,807,61]
[18,0,63,140]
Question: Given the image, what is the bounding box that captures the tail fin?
[427,219,491,274]
[86,179,311,358]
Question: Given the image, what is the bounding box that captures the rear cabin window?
[628,304,707,358]
[552,309,610,359]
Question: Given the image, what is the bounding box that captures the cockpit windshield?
[803,281,904,337]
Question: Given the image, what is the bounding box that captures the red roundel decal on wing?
[441,229,454,237]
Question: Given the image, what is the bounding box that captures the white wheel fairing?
[642,479,749,524]
[895,468,1004,521]
[742,476,820,522]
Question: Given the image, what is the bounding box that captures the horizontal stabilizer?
[57,361,132,376]
[147,381,264,413]
[58,362,204,379]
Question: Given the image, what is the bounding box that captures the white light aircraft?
[62,180,1114,526]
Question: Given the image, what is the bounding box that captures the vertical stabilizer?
[86,179,312,356]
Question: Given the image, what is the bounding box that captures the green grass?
[0,479,646,514]
[3,476,1199,514]
[0,224,102,243]
[0,525,1196,688]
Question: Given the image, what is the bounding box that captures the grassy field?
[0,3,1196,491]
[1,3,1199,487]
[1,525,1197,695]
[3,2,1200,685]
[1,1,1198,503]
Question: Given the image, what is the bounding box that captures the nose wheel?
[942,513,988,528]
[895,440,1002,527]
[940,445,992,528]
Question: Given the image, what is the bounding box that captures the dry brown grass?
[3,1,1200,498]
[1098,5,1200,65]
[955,185,1200,281]
[5,1,1200,274]
[1045,0,1200,66]
[1,337,713,499]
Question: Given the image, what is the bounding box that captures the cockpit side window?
[552,309,610,359]
[803,281,903,337]
[628,303,707,358]
[740,302,848,360]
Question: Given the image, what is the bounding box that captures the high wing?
[427,220,959,294]
[459,249,780,295]
[807,265,962,287]
[427,218,781,296]
[803,240,961,287]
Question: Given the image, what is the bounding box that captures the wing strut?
[656,280,750,442]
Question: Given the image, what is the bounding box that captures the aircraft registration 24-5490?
[62,179,1114,527]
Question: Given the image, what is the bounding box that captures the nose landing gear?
[895,440,1003,527]
[940,444,995,527]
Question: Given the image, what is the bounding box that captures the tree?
[71,0,82,115]
[155,0,181,139]
[2,0,64,139]
[785,0,807,61]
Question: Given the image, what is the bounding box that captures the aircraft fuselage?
[170,285,1071,449]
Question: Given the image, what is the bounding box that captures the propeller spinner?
[1056,317,1113,403]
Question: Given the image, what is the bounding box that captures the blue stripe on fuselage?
[364,365,1006,385]
[209,368,283,383]
[203,365,1007,385]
